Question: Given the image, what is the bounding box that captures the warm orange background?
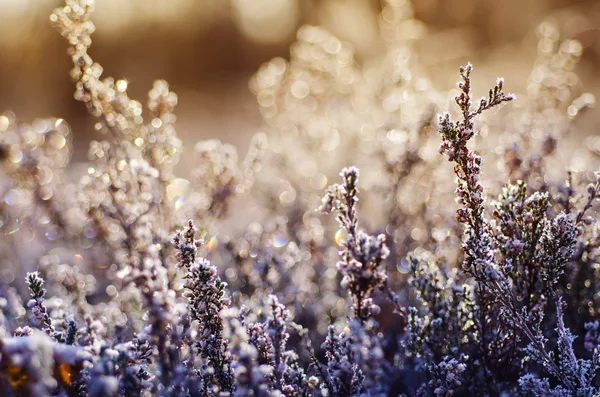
[0,0,598,166]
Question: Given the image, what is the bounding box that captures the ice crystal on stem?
[438,63,597,396]
[438,63,514,282]
[26,272,61,342]
[320,167,390,322]
[173,220,234,394]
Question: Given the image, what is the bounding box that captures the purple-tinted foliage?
[0,1,599,396]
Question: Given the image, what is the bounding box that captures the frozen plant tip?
[172,220,234,394]
[320,167,390,322]
[26,272,61,342]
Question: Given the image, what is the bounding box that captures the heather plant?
[319,166,390,322]
[2,0,600,396]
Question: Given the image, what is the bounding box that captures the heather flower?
[320,167,390,322]
[2,0,600,395]
[437,63,599,395]
[417,356,467,397]
[405,253,476,363]
[173,220,234,394]
[320,324,364,396]
[538,212,577,294]
[438,63,514,283]
[26,272,62,342]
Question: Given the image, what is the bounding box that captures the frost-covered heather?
[0,0,599,396]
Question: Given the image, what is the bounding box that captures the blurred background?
[0,0,599,164]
